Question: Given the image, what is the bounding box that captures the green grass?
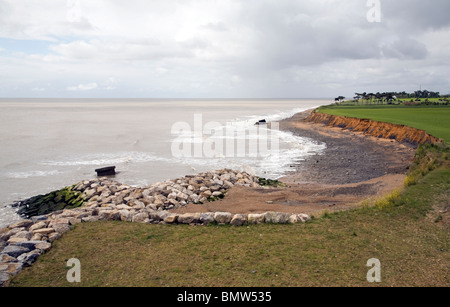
[317,105,450,143]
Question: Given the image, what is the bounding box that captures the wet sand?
[172,109,417,216]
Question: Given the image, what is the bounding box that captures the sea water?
[0,99,327,227]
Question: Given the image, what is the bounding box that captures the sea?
[0,99,328,228]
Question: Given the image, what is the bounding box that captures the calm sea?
[0,99,327,227]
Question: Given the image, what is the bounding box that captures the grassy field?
[8,105,450,288]
[317,105,450,143]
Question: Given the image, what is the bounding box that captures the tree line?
[353,90,442,101]
[334,90,449,105]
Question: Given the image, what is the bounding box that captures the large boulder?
[131,212,149,223]
[1,245,30,258]
[231,214,247,226]
[199,213,215,225]
[264,212,290,224]
[178,213,201,224]
[248,214,265,224]
[214,212,232,224]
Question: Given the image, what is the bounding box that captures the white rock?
[199,213,215,224]
[289,214,300,224]
[248,214,265,224]
[32,228,55,235]
[163,214,179,224]
[8,220,33,230]
[178,213,200,224]
[118,210,131,222]
[116,204,132,210]
[231,214,247,226]
[214,212,232,224]
[264,212,290,224]
[298,214,311,222]
[131,212,149,223]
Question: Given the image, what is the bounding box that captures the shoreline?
[3,107,418,220]
[172,108,416,216]
[279,109,416,185]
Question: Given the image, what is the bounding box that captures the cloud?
[381,38,429,60]
[67,82,98,91]
[383,0,450,31]
[0,0,449,98]
[200,22,228,32]
[48,38,196,62]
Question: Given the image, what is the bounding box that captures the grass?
[317,105,450,143]
[8,104,450,287]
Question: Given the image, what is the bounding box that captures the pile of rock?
[1,219,53,286]
[71,169,261,212]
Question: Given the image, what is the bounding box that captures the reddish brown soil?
[306,112,442,145]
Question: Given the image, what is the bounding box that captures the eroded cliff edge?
[306,112,442,145]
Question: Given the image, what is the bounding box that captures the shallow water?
[0,98,327,227]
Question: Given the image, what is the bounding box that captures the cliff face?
[306,112,442,146]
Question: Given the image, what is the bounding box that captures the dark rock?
[17,250,41,267]
[13,186,85,218]
[95,166,116,176]
[2,245,29,258]
[11,241,43,251]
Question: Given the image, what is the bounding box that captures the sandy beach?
[171,109,417,216]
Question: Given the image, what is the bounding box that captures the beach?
[172,109,417,216]
[0,99,326,228]
[0,102,417,224]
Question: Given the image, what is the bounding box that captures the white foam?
[0,205,22,228]
[5,170,61,179]
[41,151,173,166]
[169,106,326,179]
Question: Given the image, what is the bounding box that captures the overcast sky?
[0,0,449,98]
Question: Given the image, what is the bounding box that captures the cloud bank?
[0,0,449,98]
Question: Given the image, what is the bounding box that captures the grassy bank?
[316,105,450,143]
[8,105,450,287]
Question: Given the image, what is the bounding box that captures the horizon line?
[0,97,334,100]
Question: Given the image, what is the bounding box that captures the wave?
[41,152,173,167]
[6,170,61,179]
[170,106,326,178]
[40,107,325,180]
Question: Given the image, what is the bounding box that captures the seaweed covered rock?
[13,186,86,218]
[258,177,286,187]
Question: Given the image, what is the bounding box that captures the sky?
[0,0,449,99]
